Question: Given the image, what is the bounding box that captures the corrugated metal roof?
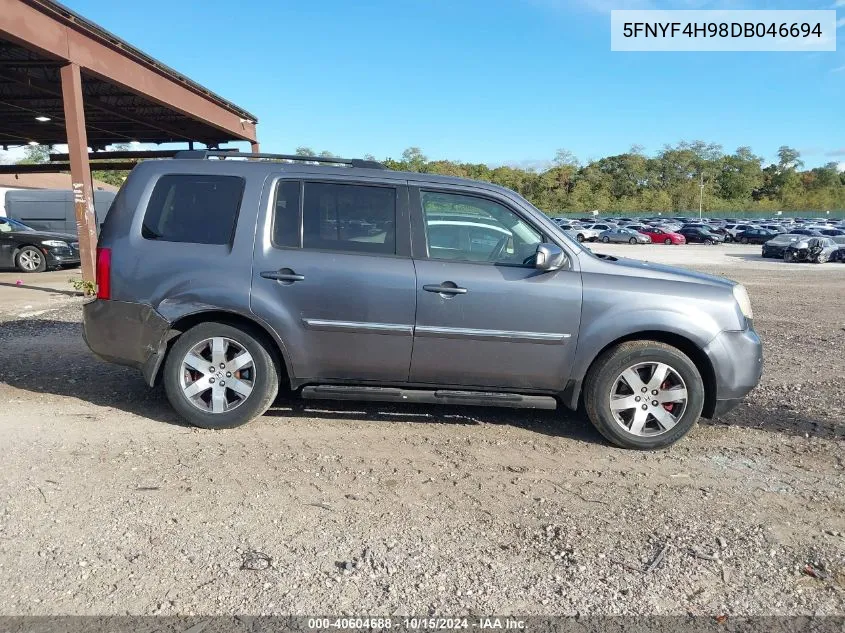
[28,0,258,122]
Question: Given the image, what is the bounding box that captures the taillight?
[96,247,111,300]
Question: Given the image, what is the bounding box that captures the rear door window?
[272,180,302,248]
[142,174,244,245]
[302,182,396,254]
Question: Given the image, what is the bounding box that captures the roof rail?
[172,150,387,170]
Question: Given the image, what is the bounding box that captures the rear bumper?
[83,300,170,386]
[702,326,763,417]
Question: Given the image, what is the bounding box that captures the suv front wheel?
[583,340,705,449]
[163,322,279,429]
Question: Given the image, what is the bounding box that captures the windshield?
[0,217,34,232]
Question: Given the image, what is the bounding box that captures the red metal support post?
[59,63,98,284]
[250,141,260,154]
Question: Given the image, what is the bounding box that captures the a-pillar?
[60,63,97,284]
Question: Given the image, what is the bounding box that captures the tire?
[576,234,585,242]
[629,237,637,245]
[663,238,671,245]
[601,236,610,243]
[15,246,47,273]
[740,237,748,244]
[163,322,279,429]
[705,239,713,245]
[784,251,794,262]
[583,340,705,450]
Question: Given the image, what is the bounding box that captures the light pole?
[698,172,704,220]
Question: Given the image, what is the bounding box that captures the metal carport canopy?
[0,0,260,282]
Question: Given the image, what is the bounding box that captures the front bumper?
[44,246,80,267]
[712,398,744,417]
[83,300,171,386]
[702,326,763,418]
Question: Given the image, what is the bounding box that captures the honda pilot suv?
[83,151,762,449]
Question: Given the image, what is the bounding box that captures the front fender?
[563,306,720,410]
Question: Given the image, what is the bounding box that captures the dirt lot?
[0,244,843,616]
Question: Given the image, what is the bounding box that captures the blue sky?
[59,0,845,169]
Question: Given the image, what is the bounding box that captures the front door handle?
[261,268,305,283]
[423,283,467,295]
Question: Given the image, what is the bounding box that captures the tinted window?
[272,180,301,247]
[143,175,244,245]
[421,191,541,265]
[0,217,34,232]
[302,182,396,254]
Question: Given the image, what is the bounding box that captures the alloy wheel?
[178,337,255,413]
[609,362,688,437]
[19,249,42,271]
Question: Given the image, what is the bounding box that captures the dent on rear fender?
[145,294,296,387]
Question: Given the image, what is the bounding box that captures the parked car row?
[550,214,845,250]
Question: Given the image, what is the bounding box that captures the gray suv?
[83,151,762,449]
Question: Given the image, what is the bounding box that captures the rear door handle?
[261,269,305,283]
[423,283,467,295]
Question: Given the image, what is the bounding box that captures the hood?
[788,239,811,248]
[13,230,76,242]
[580,252,735,289]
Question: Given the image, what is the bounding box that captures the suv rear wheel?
[163,322,279,429]
[583,340,705,449]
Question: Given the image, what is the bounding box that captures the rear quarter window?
[142,174,245,245]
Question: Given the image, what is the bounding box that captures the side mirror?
[535,243,566,272]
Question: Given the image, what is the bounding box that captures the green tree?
[17,144,51,164]
[91,143,131,187]
[777,146,803,171]
[553,148,579,168]
[716,146,763,203]
[401,147,427,172]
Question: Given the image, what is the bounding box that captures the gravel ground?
[0,246,843,616]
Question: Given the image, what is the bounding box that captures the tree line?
[299,143,845,213]
[11,141,845,213]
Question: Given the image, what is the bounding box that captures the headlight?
[733,283,753,321]
[41,240,68,248]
